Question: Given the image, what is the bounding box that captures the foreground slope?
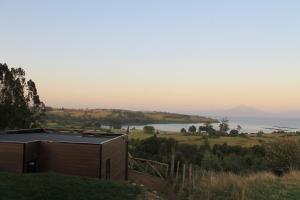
[0,172,141,200]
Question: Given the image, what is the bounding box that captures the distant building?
[0,129,128,180]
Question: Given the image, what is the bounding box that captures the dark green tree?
[109,119,122,129]
[219,118,229,134]
[180,128,187,133]
[0,63,45,130]
[188,125,197,133]
[229,129,239,136]
[237,125,242,133]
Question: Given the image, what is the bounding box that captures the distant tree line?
[0,63,45,130]
[181,118,246,137]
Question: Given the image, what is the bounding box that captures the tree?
[94,122,102,128]
[219,118,229,134]
[229,129,239,136]
[143,126,155,134]
[237,125,242,133]
[204,121,213,130]
[0,63,45,130]
[257,130,264,137]
[198,126,206,132]
[199,122,216,135]
[109,119,122,129]
[180,128,187,133]
[188,125,197,133]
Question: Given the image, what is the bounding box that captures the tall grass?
[178,171,300,200]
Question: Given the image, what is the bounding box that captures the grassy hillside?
[45,108,217,129]
[0,172,141,200]
[129,130,300,147]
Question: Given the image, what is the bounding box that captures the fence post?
[175,160,180,182]
[182,164,186,190]
[170,145,175,179]
[165,164,169,178]
[189,164,192,183]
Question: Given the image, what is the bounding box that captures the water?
[126,117,300,133]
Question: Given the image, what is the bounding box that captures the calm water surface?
[127,117,300,133]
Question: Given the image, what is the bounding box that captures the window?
[27,160,37,173]
[106,159,111,180]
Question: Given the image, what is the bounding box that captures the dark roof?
[0,131,123,144]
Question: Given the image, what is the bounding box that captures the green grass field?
[0,172,141,200]
[129,130,300,147]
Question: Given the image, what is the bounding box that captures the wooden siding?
[39,142,100,177]
[0,135,127,179]
[0,143,23,172]
[101,136,127,180]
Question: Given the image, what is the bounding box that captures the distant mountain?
[202,106,272,118]
[202,106,300,118]
[218,106,272,117]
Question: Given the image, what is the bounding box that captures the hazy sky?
[1,0,300,113]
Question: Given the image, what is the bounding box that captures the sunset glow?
[1,0,300,114]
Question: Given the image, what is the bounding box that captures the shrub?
[257,131,264,137]
[265,139,300,172]
[188,125,197,133]
[143,126,155,134]
[180,128,187,133]
[201,151,222,171]
[229,129,239,136]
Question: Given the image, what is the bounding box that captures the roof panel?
[0,132,121,144]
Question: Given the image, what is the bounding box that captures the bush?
[131,136,177,163]
[109,119,122,129]
[257,131,264,137]
[143,126,155,134]
[201,151,222,171]
[129,137,268,173]
[265,140,300,173]
[188,125,197,133]
[180,128,187,133]
[229,129,239,136]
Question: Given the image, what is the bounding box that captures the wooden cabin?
[0,129,128,180]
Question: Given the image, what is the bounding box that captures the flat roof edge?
[0,129,127,144]
[0,128,46,134]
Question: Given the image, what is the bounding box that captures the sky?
[1,0,300,114]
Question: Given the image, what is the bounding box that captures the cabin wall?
[0,135,128,180]
[0,142,23,173]
[39,142,101,177]
[101,136,128,180]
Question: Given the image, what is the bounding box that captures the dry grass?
[178,171,300,200]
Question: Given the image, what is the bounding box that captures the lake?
[126,117,300,133]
